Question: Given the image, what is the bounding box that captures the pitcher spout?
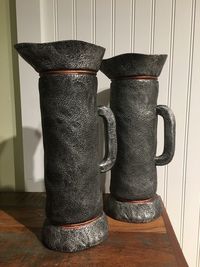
[100,53,167,79]
[15,40,105,73]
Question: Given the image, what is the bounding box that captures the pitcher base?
[104,194,162,223]
[42,212,108,252]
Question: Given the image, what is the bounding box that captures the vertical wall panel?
[134,0,152,53]
[167,0,192,242]
[96,0,111,58]
[153,0,173,203]
[96,0,112,91]
[182,0,200,266]
[114,0,131,55]
[0,0,16,191]
[76,0,92,42]
[40,0,57,42]
[153,0,175,205]
[16,0,44,192]
[95,0,112,192]
[57,0,73,40]
[15,0,200,265]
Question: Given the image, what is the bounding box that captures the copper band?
[112,75,157,81]
[61,215,101,230]
[40,69,96,77]
[114,195,157,204]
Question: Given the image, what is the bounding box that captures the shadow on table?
[0,88,111,243]
[0,192,46,241]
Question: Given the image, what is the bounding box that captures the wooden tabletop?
[0,193,188,267]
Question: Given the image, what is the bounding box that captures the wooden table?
[0,193,188,267]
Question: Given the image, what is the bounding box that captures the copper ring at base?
[42,213,108,252]
[61,215,101,230]
[104,194,162,223]
[40,69,97,77]
[114,195,157,204]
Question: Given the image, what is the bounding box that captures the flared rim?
[15,40,105,73]
[100,53,167,79]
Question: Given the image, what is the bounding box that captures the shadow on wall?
[0,192,45,241]
[22,127,44,192]
[0,89,111,193]
[21,89,111,193]
[0,137,24,191]
[97,88,110,193]
[0,88,111,243]
[0,127,44,192]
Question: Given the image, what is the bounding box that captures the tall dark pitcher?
[15,40,117,251]
[101,53,175,223]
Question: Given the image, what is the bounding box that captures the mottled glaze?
[101,53,175,223]
[42,213,108,252]
[15,40,105,72]
[104,195,162,223]
[100,53,167,79]
[15,40,117,251]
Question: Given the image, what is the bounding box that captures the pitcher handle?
[98,106,117,173]
[155,105,176,166]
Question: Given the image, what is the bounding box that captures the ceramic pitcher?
[15,40,117,251]
[101,53,175,223]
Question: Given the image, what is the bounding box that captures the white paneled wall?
[16,0,200,266]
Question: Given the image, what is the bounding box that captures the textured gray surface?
[100,53,167,79]
[98,106,117,173]
[104,195,162,223]
[15,40,105,72]
[15,40,116,251]
[39,74,103,224]
[39,74,117,224]
[101,53,175,222]
[156,105,176,165]
[109,79,159,200]
[42,213,108,252]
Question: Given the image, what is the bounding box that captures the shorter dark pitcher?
[101,53,175,223]
[15,40,117,251]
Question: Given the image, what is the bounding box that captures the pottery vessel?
[101,53,175,223]
[15,40,117,251]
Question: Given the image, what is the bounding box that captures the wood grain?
[107,216,166,234]
[0,193,188,267]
